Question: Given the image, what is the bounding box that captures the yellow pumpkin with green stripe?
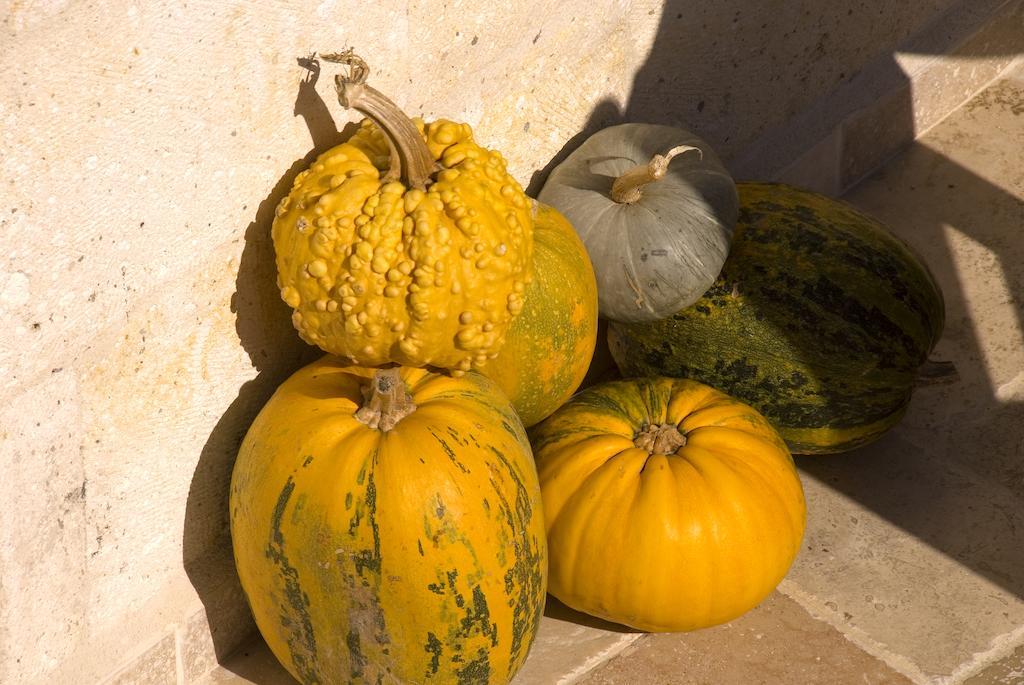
[479,202,598,426]
[608,182,946,454]
[530,376,805,632]
[230,358,547,684]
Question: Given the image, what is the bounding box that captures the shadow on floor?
[797,136,1024,597]
[544,596,642,634]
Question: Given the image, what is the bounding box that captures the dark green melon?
[607,182,945,454]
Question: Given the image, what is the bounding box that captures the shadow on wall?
[181,60,347,670]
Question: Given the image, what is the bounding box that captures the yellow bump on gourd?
[280,286,301,308]
[307,260,328,278]
[371,256,389,274]
[355,243,373,261]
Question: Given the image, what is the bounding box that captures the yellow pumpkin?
[479,202,598,427]
[273,52,533,373]
[230,357,547,684]
[530,377,805,632]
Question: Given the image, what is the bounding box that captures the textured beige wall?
[1,0,1005,683]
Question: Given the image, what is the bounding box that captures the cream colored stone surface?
[2,0,1019,683]
[103,634,178,685]
[580,592,914,685]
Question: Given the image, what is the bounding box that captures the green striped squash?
[230,358,547,684]
[608,182,945,454]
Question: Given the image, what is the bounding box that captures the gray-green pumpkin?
[538,123,738,323]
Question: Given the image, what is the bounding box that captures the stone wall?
[1,0,1017,682]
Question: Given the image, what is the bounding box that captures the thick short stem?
[321,50,434,190]
[354,367,417,432]
[610,145,702,204]
[916,358,960,386]
[634,423,687,455]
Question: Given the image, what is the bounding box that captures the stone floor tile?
[104,634,178,685]
[578,592,913,685]
[511,599,642,685]
[780,75,1024,682]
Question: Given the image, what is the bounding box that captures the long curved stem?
[321,50,434,190]
[610,145,702,204]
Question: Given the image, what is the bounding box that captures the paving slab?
[963,643,1024,684]
[781,74,1024,683]
[579,592,913,685]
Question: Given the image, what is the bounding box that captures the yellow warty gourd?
[273,52,533,373]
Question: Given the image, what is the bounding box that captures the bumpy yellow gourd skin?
[479,202,598,427]
[273,118,533,373]
[230,356,548,684]
[530,377,805,632]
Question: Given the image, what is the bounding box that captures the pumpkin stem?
[916,358,960,386]
[354,366,417,432]
[321,50,434,190]
[634,422,687,455]
[610,145,703,204]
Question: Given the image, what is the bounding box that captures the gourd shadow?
[536,0,1024,632]
[181,57,354,678]
[525,98,624,197]
[544,596,642,634]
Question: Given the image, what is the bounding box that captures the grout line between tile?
[907,53,1024,150]
[554,633,645,685]
[946,623,1024,685]
[777,579,933,685]
[175,623,187,685]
